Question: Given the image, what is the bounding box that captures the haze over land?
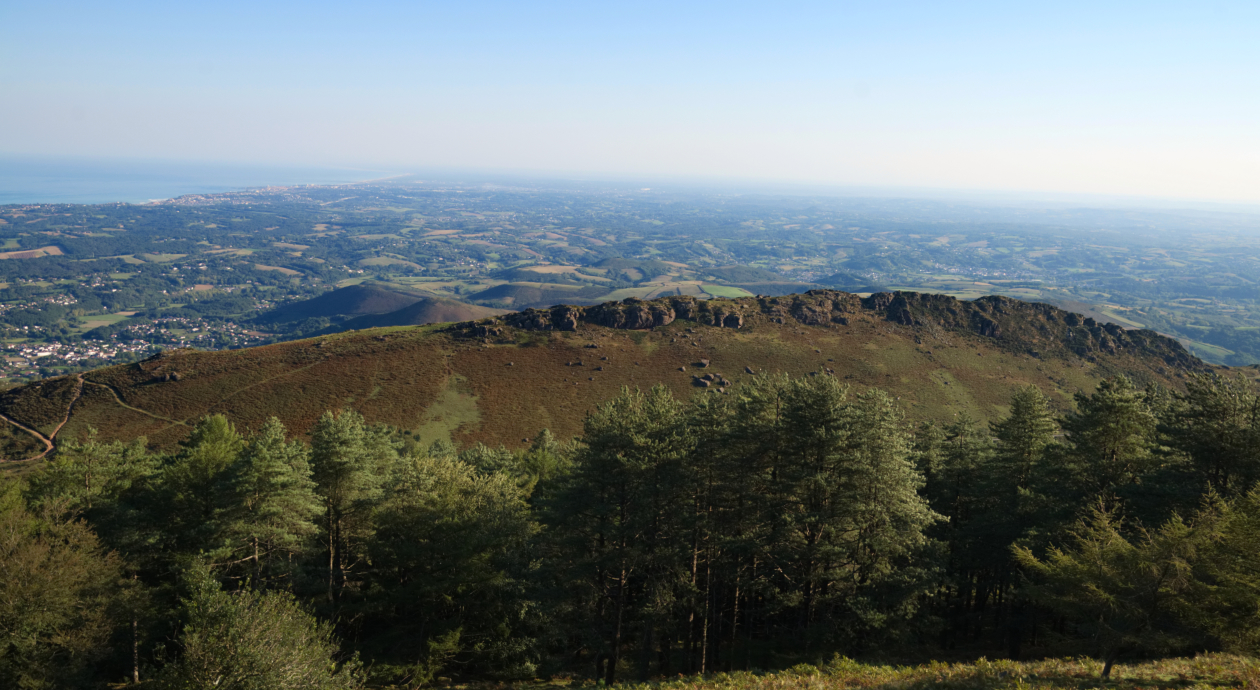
[8,2,1260,688]
[4,2,1259,202]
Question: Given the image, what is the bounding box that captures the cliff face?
[481,290,1200,371]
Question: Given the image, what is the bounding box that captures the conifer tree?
[365,452,538,682]
[310,409,398,603]
[219,417,321,585]
[991,386,1058,490]
[28,428,153,514]
[162,415,246,556]
[1014,503,1209,678]
[1164,373,1260,497]
[543,385,691,684]
[1059,376,1159,510]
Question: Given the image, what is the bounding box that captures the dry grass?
[254,264,302,276]
[592,654,1260,690]
[0,245,63,260]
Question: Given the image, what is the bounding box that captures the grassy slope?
[0,290,1209,460]
[598,654,1260,690]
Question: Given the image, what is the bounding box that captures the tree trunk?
[638,621,654,681]
[131,573,139,684]
[1102,650,1119,679]
[659,633,672,677]
[700,557,711,673]
[607,569,626,685]
[728,582,740,672]
[326,506,336,602]
[132,617,139,684]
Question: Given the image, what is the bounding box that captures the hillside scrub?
[10,371,1260,686]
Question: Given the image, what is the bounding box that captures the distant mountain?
[255,283,426,324]
[330,297,509,332]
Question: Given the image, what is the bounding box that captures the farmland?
[1,179,1260,386]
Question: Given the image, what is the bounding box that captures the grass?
[140,253,187,262]
[412,374,481,447]
[702,285,756,298]
[359,257,423,269]
[254,264,302,276]
[591,654,1260,690]
[75,313,131,331]
[0,245,64,260]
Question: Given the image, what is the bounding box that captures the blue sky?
[2,1,1258,201]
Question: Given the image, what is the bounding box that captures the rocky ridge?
[461,290,1201,371]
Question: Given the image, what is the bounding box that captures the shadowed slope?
[329,297,510,332]
[255,283,426,323]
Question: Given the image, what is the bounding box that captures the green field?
[701,284,755,298]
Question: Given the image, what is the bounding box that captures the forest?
[7,370,1260,688]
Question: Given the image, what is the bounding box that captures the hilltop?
[0,290,1207,461]
[254,283,428,324]
[326,296,509,332]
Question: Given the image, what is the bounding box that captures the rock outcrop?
[455,289,1202,371]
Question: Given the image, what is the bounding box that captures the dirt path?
[0,411,53,459]
[48,374,86,442]
[0,373,86,460]
[198,358,329,419]
[84,381,187,427]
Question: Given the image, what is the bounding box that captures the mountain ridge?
[0,290,1209,462]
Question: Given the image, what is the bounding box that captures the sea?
[0,156,393,205]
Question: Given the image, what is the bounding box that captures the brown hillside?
[0,290,1209,462]
[331,297,510,331]
[255,283,425,323]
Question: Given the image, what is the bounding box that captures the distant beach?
[0,156,390,205]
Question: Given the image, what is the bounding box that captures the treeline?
[6,373,1260,687]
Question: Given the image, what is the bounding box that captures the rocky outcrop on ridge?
[458,290,1203,371]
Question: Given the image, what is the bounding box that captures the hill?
[254,283,426,324]
[0,290,1208,461]
[327,297,509,332]
[467,282,608,308]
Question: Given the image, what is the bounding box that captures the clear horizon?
[3,2,1259,204]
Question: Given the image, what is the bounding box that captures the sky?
[2,1,1258,203]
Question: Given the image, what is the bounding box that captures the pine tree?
[1014,503,1209,677]
[543,385,691,684]
[991,386,1058,490]
[310,409,398,604]
[27,428,154,514]
[219,417,321,586]
[1059,376,1159,510]
[1164,373,1260,497]
[162,415,246,556]
[365,452,538,682]
[775,378,938,648]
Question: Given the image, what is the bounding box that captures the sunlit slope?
[0,290,1205,460]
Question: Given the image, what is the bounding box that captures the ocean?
[0,156,393,205]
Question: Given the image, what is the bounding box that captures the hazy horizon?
[2,0,1260,205]
[3,1,1258,204]
[6,154,1260,218]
